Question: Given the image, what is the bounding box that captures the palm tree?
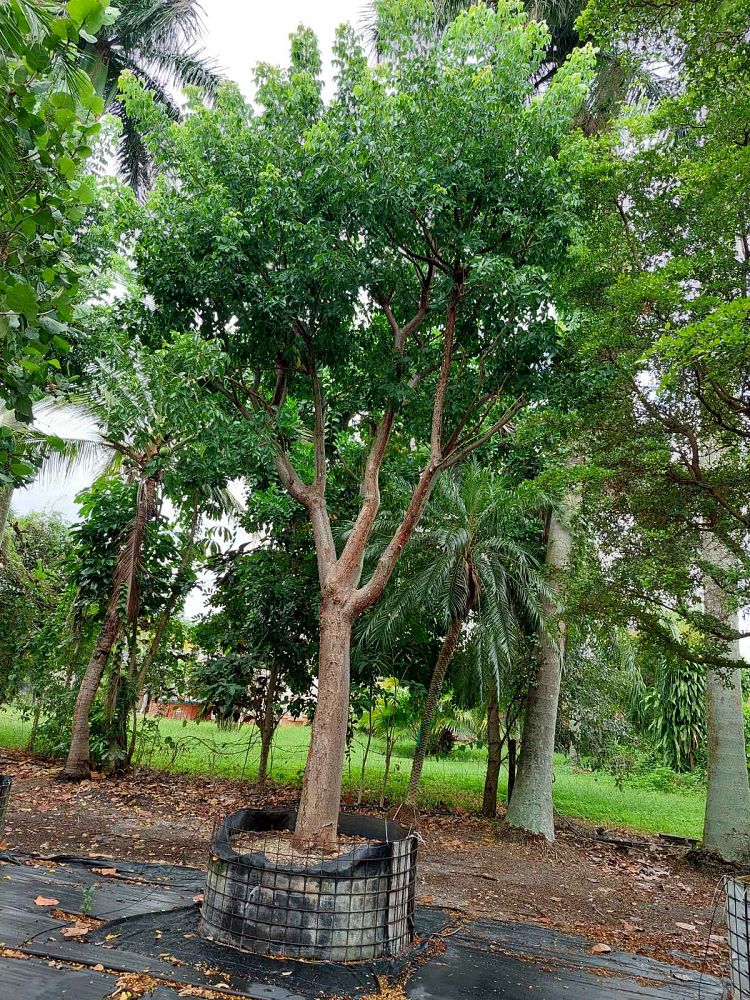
[361,462,551,815]
[0,403,110,551]
[77,0,221,193]
[54,341,231,779]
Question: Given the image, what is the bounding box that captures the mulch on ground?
[0,748,731,979]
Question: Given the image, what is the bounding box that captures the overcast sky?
[15,1,364,614]
[201,0,362,98]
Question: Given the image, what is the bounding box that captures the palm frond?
[135,43,222,99]
[114,0,205,49]
[110,99,153,196]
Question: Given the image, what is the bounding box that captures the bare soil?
[0,748,730,976]
[231,829,375,865]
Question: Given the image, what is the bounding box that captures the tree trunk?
[507,737,516,802]
[63,475,157,781]
[0,484,11,548]
[404,615,464,809]
[482,690,501,818]
[26,702,41,751]
[702,534,750,861]
[506,502,576,841]
[62,603,123,779]
[257,662,279,788]
[293,596,353,849]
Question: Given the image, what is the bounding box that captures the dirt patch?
[0,748,730,976]
[231,829,376,866]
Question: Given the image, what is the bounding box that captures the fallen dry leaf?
[92,867,118,877]
[675,922,696,932]
[61,925,90,939]
[591,943,612,954]
[34,896,59,907]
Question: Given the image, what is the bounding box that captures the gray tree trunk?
[702,532,750,861]
[506,495,578,840]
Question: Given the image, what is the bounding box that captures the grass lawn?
[0,706,705,840]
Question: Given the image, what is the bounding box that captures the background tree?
[76,0,221,193]
[195,506,318,787]
[60,339,228,778]
[506,477,581,840]
[362,463,549,815]
[122,0,594,847]
[568,0,750,860]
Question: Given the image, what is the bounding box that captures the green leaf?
[25,43,50,72]
[66,0,101,26]
[58,155,76,179]
[10,462,35,477]
[6,282,38,318]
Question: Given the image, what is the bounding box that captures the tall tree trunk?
[404,615,464,809]
[294,595,353,849]
[62,601,123,779]
[63,476,156,781]
[257,662,279,788]
[482,689,501,818]
[506,499,577,841]
[702,533,750,861]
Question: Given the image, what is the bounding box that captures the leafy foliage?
[0,0,109,466]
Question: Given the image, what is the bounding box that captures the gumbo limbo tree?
[124,0,594,847]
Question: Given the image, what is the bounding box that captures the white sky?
[200,0,362,98]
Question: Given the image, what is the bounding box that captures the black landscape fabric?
[0,852,730,999]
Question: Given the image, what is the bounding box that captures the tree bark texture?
[62,603,123,779]
[404,615,465,809]
[482,690,502,818]
[506,501,576,841]
[702,532,750,861]
[293,597,353,850]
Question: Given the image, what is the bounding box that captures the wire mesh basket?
[727,876,750,998]
[199,806,418,962]
[0,776,12,828]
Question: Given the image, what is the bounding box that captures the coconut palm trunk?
[506,494,578,841]
[403,614,465,809]
[63,476,157,780]
[701,532,750,861]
